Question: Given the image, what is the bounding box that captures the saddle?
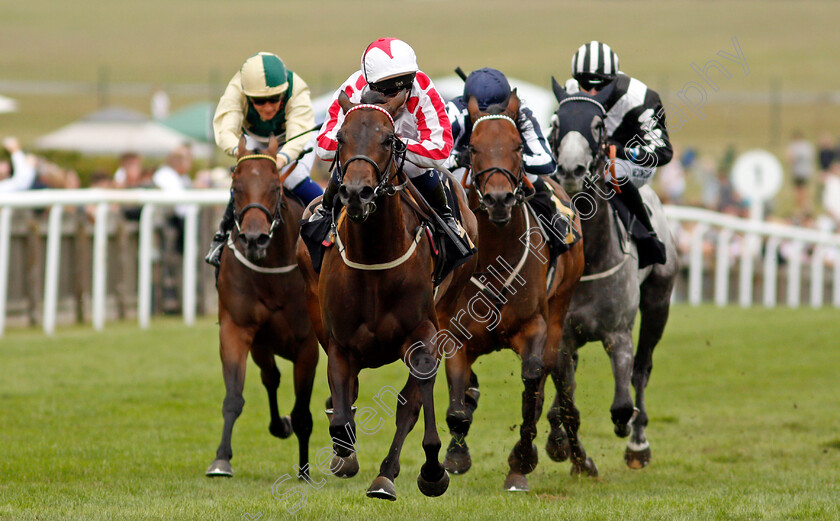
[607,188,666,269]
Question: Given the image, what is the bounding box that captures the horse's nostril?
[338,185,349,199]
[482,194,495,208]
[256,234,270,248]
[359,186,375,202]
[503,193,516,207]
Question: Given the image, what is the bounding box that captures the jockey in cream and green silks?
[206,52,323,268]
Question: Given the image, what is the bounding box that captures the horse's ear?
[592,80,616,106]
[267,134,278,158]
[467,96,480,122]
[236,135,247,159]
[551,76,568,103]
[383,90,408,118]
[507,88,520,118]
[338,91,354,114]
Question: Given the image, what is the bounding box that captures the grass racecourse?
[1,306,839,520]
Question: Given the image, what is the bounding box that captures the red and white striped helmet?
[361,38,419,85]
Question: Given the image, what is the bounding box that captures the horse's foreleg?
[369,321,447,501]
[206,319,256,477]
[412,321,449,498]
[443,347,474,475]
[250,345,291,440]
[552,346,598,478]
[604,331,636,437]
[326,342,360,479]
[504,318,547,492]
[627,278,672,468]
[291,339,318,479]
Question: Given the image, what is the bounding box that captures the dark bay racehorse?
[439,92,585,492]
[545,81,678,473]
[206,136,318,478]
[296,91,478,501]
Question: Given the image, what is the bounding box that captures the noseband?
[232,154,285,239]
[469,114,526,210]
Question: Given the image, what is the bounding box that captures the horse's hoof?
[443,438,472,475]
[614,422,631,438]
[503,472,529,492]
[545,430,571,462]
[331,452,359,478]
[417,468,449,497]
[205,459,233,477]
[366,475,397,501]
[570,457,598,478]
[509,442,538,475]
[269,415,293,439]
[625,445,652,469]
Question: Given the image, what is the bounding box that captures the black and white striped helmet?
[571,41,619,90]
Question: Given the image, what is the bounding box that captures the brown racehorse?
[297,90,478,501]
[439,92,585,492]
[206,136,318,479]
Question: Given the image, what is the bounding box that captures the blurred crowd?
[661,131,840,270]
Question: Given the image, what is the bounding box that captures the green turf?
[1,306,838,520]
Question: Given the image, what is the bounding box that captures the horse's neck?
[343,193,413,263]
[581,187,623,267]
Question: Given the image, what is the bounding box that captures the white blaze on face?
[556,132,594,175]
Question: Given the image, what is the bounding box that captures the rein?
[330,103,427,271]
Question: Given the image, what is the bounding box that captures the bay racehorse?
[545,80,678,473]
[206,136,318,479]
[296,90,478,501]
[439,91,585,492]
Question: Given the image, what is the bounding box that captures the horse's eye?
[336,132,345,144]
[466,145,475,155]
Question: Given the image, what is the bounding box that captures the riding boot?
[300,173,341,274]
[616,181,666,268]
[529,176,568,257]
[204,195,235,268]
[413,170,461,238]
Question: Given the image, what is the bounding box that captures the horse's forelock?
[483,102,508,115]
[360,90,387,104]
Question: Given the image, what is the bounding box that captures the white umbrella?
[34,107,213,158]
[0,94,18,114]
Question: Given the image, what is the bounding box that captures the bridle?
[332,104,409,219]
[231,154,286,239]
[548,97,609,187]
[468,114,526,210]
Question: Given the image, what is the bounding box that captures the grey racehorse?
[544,80,678,475]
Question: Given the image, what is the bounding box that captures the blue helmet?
[463,67,511,111]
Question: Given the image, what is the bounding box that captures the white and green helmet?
[240,52,290,98]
